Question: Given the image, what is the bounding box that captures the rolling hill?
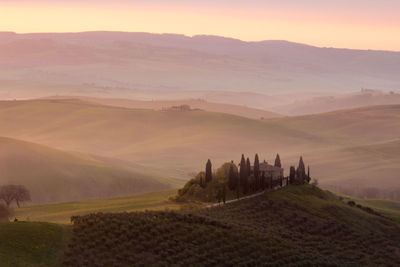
[0,136,170,204]
[271,89,400,115]
[44,96,282,120]
[63,185,400,266]
[0,99,399,200]
[2,185,400,266]
[15,190,179,224]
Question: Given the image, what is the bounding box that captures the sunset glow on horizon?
[1,0,400,51]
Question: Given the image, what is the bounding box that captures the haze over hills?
[0,136,170,204]
[2,2,400,266]
[0,99,399,201]
[0,31,399,112]
[43,96,282,120]
[272,89,400,115]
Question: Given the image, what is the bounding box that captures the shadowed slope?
[0,136,169,204]
[63,185,400,266]
[0,222,71,266]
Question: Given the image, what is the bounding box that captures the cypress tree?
[289,166,296,184]
[307,165,311,183]
[246,158,251,177]
[261,171,265,190]
[228,163,237,191]
[297,156,306,184]
[240,155,248,195]
[205,159,212,184]
[274,154,282,168]
[254,154,260,191]
[246,157,251,194]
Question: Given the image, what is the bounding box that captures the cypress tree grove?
[254,154,260,191]
[205,159,212,184]
[274,154,282,168]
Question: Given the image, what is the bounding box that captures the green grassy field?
[0,222,71,267]
[15,190,180,224]
[338,195,400,223]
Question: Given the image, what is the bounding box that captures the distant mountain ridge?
[0,31,399,102]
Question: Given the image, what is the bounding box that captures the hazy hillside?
[315,139,400,199]
[0,136,169,204]
[0,31,399,108]
[44,96,282,120]
[0,99,399,199]
[272,89,400,115]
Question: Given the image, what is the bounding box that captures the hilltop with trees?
[174,153,311,204]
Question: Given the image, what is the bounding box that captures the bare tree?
[0,185,16,207]
[14,185,31,208]
[0,185,31,208]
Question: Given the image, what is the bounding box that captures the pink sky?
[1,0,400,50]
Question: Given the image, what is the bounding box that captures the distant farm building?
[251,160,284,179]
[162,105,192,111]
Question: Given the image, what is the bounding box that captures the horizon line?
[1,30,399,53]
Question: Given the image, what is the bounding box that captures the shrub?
[347,201,356,207]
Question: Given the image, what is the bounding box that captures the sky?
[1,0,400,51]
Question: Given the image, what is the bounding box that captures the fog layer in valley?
[1,31,400,115]
[0,32,399,203]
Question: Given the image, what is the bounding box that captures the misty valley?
[1,10,400,266]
